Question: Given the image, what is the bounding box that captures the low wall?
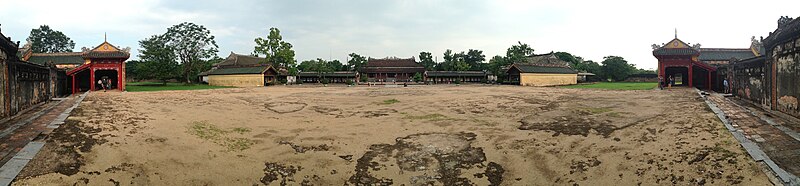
[520,73,577,86]
[208,74,264,87]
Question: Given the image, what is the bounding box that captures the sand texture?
[13,85,770,185]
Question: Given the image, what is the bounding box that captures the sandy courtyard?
[12,85,769,185]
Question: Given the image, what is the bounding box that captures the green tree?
[254,28,296,71]
[437,49,455,71]
[125,60,143,81]
[347,53,367,71]
[137,35,179,84]
[554,52,581,67]
[161,22,219,83]
[311,58,334,82]
[464,49,485,71]
[27,25,75,53]
[418,51,436,71]
[327,59,345,71]
[600,56,636,81]
[487,55,509,77]
[413,72,423,82]
[506,41,534,63]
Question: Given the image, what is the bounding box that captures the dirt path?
[12,86,770,185]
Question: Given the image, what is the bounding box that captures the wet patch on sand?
[348,132,504,185]
[278,141,332,153]
[518,116,618,137]
[265,102,307,114]
[16,118,106,179]
[260,162,302,185]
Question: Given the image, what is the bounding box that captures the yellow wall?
[208,74,264,87]
[520,73,577,86]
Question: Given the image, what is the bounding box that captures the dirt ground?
[11,85,771,185]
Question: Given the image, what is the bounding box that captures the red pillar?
[90,68,95,91]
[707,71,712,91]
[688,64,693,87]
[71,75,76,94]
[118,65,124,91]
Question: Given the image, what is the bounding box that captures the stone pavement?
[0,93,85,185]
[706,93,800,185]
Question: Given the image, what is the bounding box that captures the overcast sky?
[1,0,798,69]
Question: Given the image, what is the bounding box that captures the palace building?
[205,52,278,87]
[505,53,577,86]
[359,57,425,82]
[22,40,130,94]
[652,35,761,91]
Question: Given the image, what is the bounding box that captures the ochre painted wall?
[208,74,264,87]
[519,73,577,86]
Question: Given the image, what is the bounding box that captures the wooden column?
[71,75,76,94]
[120,62,125,91]
[90,67,95,91]
[688,64,693,87]
[707,71,712,91]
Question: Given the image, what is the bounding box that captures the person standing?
[97,79,104,91]
[658,76,664,90]
[723,79,729,93]
[668,76,674,90]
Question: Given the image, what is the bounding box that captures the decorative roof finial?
[674,28,677,39]
[104,32,107,42]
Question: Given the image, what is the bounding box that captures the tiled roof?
[509,64,576,74]
[207,66,271,75]
[364,57,422,68]
[83,51,129,58]
[0,31,18,58]
[652,48,700,56]
[426,71,486,77]
[297,71,357,77]
[764,16,800,49]
[520,53,571,68]
[733,56,765,68]
[698,48,755,61]
[216,52,266,67]
[28,53,84,65]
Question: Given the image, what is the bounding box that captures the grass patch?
[563,82,657,90]
[187,121,254,151]
[378,99,400,105]
[126,82,232,92]
[606,112,623,118]
[403,113,450,121]
[584,107,612,114]
[232,127,252,134]
[188,121,227,140]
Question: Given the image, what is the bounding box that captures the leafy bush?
[321,78,330,84]
[360,75,368,82]
[279,79,288,85]
[454,79,461,84]
[345,79,354,85]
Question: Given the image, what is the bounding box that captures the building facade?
[360,57,425,83]
[505,53,577,86]
[425,71,487,84]
[762,16,800,118]
[64,41,130,94]
[297,71,358,84]
[206,52,278,87]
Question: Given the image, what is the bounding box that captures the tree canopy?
[347,53,367,71]
[27,25,75,53]
[160,22,219,83]
[418,51,436,71]
[135,35,179,84]
[505,41,534,63]
[600,56,637,81]
[254,28,297,74]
